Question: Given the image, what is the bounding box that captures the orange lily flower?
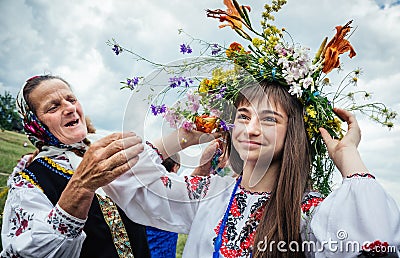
[322,21,356,74]
[206,0,251,31]
[226,42,244,58]
[195,115,219,133]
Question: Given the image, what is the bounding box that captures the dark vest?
[24,157,150,258]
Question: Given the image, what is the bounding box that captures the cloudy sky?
[0,0,399,205]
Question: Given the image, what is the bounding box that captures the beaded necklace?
[213,176,243,258]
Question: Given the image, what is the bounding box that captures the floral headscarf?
[16,75,87,154]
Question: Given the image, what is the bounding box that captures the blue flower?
[219,120,234,131]
[150,104,167,116]
[127,77,139,90]
[211,44,221,55]
[112,44,122,55]
[169,76,193,88]
[180,44,193,54]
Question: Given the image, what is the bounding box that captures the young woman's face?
[231,96,288,166]
[29,79,87,145]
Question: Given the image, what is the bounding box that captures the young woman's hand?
[191,139,229,176]
[153,128,222,160]
[319,108,368,177]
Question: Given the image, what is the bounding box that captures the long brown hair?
[228,81,311,258]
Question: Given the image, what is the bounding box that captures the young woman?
[103,80,400,257]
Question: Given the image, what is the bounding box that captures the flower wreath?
[109,0,396,196]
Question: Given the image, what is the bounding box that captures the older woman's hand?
[58,132,144,219]
[319,108,368,177]
[75,132,144,192]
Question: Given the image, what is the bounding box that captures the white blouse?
[103,144,400,258]
[2,144,400,258]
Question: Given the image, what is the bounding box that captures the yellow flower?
[306,127,314,139]
[199,79,210,93]
[306,107,317,119]
[252,37,264,48]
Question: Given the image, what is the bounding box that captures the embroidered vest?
[23,157,150,258]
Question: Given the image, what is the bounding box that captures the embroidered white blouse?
[2,144,400,258]
[102,145,400,258]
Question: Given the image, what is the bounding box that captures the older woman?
[1,75,149,258]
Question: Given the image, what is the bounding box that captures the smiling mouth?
[65,119,79,127]
[241,141,262,146]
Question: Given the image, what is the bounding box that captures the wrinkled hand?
[73,132,144,192]
[320,108,368,177]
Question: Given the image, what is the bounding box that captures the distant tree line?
[0,91,23,132]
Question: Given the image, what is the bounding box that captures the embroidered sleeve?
[47,204,86,238]
[307,175,400,257]
[1,179,86,258]
[103,144,235,234]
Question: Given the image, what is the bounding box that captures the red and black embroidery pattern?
[184,176,211,200]
[360,240,390,257]
[213,191,269,257]
[347,173,375,179]
[10,173,36,192]
[8,207,33,237]
[0,245,22,258]
[301,193,324,214]
[47,206,84,238]
[160,176,172,189]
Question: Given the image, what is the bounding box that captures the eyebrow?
[237,107,284,118]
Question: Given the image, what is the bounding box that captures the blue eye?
[263,116,277,122]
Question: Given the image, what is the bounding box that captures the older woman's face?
[29,79,87,144]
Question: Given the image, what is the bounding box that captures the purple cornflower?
[169,76,193,88]
[219,120,234,131]
[150,104,167,116]
[214,86,227,100]
[112,44,122,55]
[180,44,192,54]
[126,77,139,90]
[211,44,221,55]
[215,93,223,100]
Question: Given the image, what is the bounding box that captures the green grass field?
[0,130,188,255]
[0,130,36,250]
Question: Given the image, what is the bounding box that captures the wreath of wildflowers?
[108,0,396,196]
